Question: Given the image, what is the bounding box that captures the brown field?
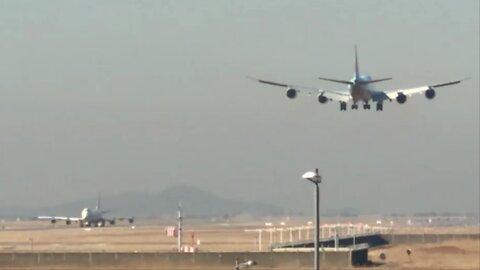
[0,221,259,252]
[370,239,479,269]
[0,220,479,269]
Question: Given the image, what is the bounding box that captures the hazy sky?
[0,0,478,214]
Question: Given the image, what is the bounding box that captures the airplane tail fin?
[96,193,101,211]
[353,45,392,84]
[317,45,360,85]
[355,44,359,78]
[318,46,392,85]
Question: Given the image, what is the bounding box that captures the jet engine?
[286,88,297,99]
[66,219,71,225]
[128,217,134,224]
[318,94,328,104]
[50,219,56,224]
[110,220,116,225]
[396,93,407,104]
[425,88,435,99]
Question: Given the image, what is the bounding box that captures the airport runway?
[0,220,478,269]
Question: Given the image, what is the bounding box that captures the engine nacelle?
[50,219,56,224]
[129,217,134,224]
[396,93,407,104]
[110,220,116,225]
[286,88,297,99]
[66,219,71,225]
[317,94,328,104]
[425,88,435,99]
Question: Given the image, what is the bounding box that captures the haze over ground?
[0,1,478,215]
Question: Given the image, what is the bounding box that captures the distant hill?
[0,185,284,219]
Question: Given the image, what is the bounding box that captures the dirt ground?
[370,239,479,269]
[0,220,478,269]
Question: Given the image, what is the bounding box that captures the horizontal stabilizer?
[247,76,289,87]
[357,77,392,84]
[318,77,353,85]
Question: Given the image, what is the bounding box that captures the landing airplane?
[250,46,465,111]
[38,195,134,227]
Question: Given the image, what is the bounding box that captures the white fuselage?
[349,75,376,103]
[81,208,105,226]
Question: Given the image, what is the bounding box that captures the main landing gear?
[340,102,383,111]
[351,103,371,110]
[339,103,368,111]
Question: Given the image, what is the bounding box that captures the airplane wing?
[100,216,134,225]
[249,77,352,103]
[116,216,135,223]
[384,79,465,100]
[38,216,81,221]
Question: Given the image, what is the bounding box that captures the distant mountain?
[0,185,284,219]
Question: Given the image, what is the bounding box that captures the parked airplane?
[38,195,134,227]
[250,46,465,111]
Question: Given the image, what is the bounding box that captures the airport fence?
[0,250,361,269]
[382,233,480,245]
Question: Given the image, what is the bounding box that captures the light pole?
[177,203,183,252]
[302,168,321,270]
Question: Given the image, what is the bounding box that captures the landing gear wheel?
[340,102,347,111]
[376,103,383,111]
[351,104,358,110]
[363,104,371,110]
